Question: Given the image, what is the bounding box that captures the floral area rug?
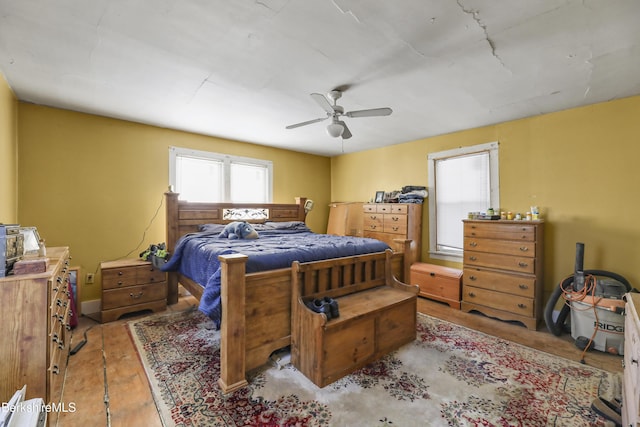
[127,307,621,426]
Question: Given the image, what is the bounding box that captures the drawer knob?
[392,226,399,231]
[517,303,527,309]
[468,292,476,297]
[470,242,477,247]
[519,246,529,252]
[118,281,124,286]
[371,215,377,220]
[118,271,124,276]
[470,256,477,261]
[518,262,528,268]
[130,292,144,299]
[469,275,477,280]
[632,359,639,365]
[392,216,399,221]
[518,284,529,289]
[52,365,60,375]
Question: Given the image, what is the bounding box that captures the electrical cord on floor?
[560,274,600,364]
[70,324,98,355]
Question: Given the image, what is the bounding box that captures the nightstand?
[100,258,167,323]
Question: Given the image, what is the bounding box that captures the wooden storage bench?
[291,249,419,388]
[410,262,463,309]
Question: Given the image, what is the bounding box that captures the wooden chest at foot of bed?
[100,259,167,323]
[410,263,463,309]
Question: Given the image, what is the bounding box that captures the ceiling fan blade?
[338,120,352,139]
[345,107,392,118]
[285,116,328,129]
[311,93,335,114]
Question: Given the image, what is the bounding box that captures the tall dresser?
[0,247,72,426]
[363,203,422,266]
[461,220,544,330]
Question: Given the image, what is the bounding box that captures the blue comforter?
[161,221,390,327]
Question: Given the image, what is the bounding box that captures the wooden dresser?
[101,258,167,323]
[363,203,422,265]
[461,220,544,330]
[0,247,71,426]
[623,292,640,426]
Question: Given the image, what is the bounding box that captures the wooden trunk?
[410,262,462,309]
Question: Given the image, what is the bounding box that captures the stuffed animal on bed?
[218,221,259,240]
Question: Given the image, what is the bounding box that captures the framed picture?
[375,191,385,203]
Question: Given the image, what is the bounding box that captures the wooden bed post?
[217,253,249,394]
[165,191,180,304]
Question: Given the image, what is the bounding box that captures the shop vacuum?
[544,242,634,358]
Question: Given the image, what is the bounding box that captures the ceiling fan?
[286,90,392,139]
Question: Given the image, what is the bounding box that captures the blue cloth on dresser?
[161,222,389,328]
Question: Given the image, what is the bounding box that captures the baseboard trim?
[82,299,101,315]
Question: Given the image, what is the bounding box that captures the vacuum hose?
[543,242,632,336]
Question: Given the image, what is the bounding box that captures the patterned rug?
[128,307,621,426]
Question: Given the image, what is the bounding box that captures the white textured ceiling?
[1,0,639,156]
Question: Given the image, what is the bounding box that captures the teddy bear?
[218,221,259,239]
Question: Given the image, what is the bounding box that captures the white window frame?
[169,146,273,203]
[427,141,499,262]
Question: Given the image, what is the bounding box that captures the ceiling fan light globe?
[326,123,344,138]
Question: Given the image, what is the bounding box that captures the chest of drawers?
[461,220,544,330]
[0,247,71,426]
[101,258,167,322]
[363,203,422,266]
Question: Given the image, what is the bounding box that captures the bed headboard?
[165,191,308,257]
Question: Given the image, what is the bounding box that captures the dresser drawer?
[464,222,536,241]
[465,251,535,274]
[134,264,166,284]
[464,237,536,257]
[463,285,534,317]
[383,214,407,234]
[102,267,138,289]
[463,268,535,297]
[102,282,168,310]
[364,214,384,232]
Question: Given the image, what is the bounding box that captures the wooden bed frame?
[164,192,410,393]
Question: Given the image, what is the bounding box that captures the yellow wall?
[0,72,18,223]
[332,95,640,297]
[17,104,331,301]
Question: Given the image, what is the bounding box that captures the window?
[427,142,499,261]
[169,147,272,203]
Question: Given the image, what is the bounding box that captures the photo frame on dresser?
[375,191,385,203]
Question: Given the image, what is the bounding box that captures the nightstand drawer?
[102,282,168,310]
[102,267,138,289]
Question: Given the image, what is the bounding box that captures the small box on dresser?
[100,258,167,323]
[410,263,463,309]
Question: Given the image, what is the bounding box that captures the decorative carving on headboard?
[222,208,269,221]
